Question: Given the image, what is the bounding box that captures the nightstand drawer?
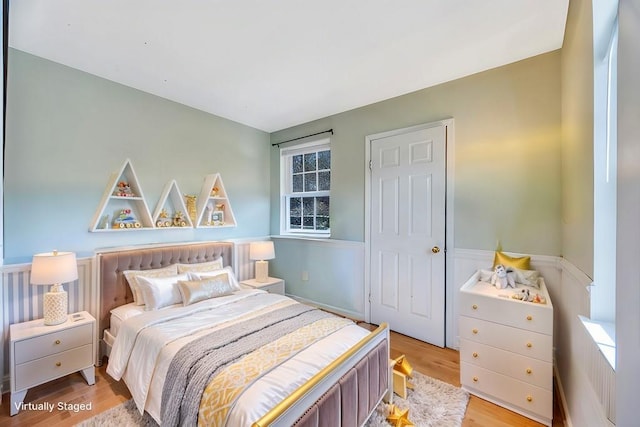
[14,343,93,391]
[14,323,93,364]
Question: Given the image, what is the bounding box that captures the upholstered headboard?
[96,241,233,341]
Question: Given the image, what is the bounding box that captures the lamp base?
[44,287,68,326]
[255,260,269,283]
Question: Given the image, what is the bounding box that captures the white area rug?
[77,371,468,427]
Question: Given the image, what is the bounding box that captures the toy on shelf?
[113,181,135,197]
[511,288,547,304]
[113,209,141,229]
[491,264,516,289]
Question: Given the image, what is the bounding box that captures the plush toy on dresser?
[491,264,516,289]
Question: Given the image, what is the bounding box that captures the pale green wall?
[271,52,563,255]
[560,0,594,278]
[4,49,271,263]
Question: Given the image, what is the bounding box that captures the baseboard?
[554,364,574,427]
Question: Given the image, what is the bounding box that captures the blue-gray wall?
[4,49,271,263]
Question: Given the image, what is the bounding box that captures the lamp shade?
[30,251,78,285]
[249,241,275,261]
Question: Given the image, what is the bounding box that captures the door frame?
[364,118,455,347]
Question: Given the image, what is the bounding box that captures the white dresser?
[459,271,554,426]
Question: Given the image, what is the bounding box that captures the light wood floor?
[0,327,565,427]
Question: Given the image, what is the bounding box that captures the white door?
[369,124,446,346]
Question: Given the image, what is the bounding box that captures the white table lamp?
[249,241,275,283]
[30,251,78,326]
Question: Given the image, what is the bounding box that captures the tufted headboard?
[96,241,233,342]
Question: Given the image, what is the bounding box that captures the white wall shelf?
[194,173,237,228]
[89,159,154,232]
[152,180,193,228]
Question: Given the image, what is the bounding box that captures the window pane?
[292,155,303,173]
[289,197,301,216]
[304,172,317,191]
[290,216,301,229]
[316,197,329,216]
[292,174,303,192]
[318,150,330,170]
[303,217,315,229]
[303,197,315,216]
[318,171,330,191]
[316,216,330,230]
[304,153,317,171]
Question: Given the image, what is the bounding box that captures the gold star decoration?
[393,354,414,378]
[386,404,415,427]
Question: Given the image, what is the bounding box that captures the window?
[280,139,330,235]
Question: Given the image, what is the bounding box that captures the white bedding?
[106,289,369,426]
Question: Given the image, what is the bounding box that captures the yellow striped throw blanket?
[161,303,352,426]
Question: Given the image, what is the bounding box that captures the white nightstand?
[10,311,96,415]
[240,277,285,295]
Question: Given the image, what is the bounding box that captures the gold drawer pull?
[55,362,62,367]
[472,328,478,334]
[526,342,533,348]
[526,395,533,402]
[526,315,533,321]
[472,304,478,310]
[472,352,478,358]
[472,376,478,382]
[55,339,61,345]
[526,368,532,374]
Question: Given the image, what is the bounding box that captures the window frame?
[280,138,331,237]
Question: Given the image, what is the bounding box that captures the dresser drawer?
[460,316,552,362]
[461,362,552,420]
[460,289,552,334]
[14,343,93,391]
[14,323,93,364]
[460,338,552,389]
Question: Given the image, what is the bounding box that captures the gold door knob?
[472,352,478,358]
[526,368,532,374]
[55,339,61,345]
[431,246,441,254]
[55,362,61,367]
[526,395,533,402]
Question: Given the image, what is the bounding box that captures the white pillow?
[513,268,541,288]
[123,264,178,305]
[188,266,241,291]
[137,274,189,310]
[176,257,224,273]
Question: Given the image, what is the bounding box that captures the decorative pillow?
[177,274,234,306]
[493,251,531,270]
[188,266,241,291]
[176,257,224,274]
[137,274,189,310]
[513,268,541,288]
[123,264,178,305]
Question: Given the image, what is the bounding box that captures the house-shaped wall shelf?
[152,180,194,228]
[195,173,237,228]
[89,159,154,232]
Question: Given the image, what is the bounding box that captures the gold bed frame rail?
[252,322,390,427]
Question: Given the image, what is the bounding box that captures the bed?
[96,241,391,426]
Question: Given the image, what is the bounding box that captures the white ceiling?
[9,0,569,133]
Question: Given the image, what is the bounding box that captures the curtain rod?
[271,129,333,147]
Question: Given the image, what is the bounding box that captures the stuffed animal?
[491,264,516,289]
